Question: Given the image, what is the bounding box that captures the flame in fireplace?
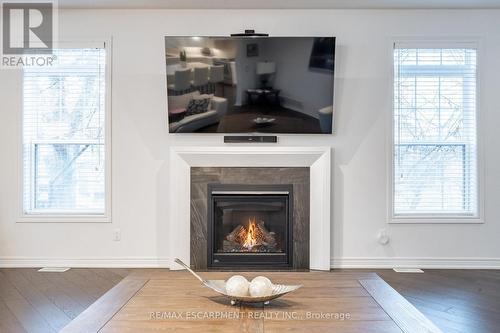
[242,218,259,250]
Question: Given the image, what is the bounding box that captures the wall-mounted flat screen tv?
[165,36,335,134]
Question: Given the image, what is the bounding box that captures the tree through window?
[23,47,107,215]
[393,44,478,217]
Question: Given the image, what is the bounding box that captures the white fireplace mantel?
[168,146,331,270]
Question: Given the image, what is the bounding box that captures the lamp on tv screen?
[165,36,335,134]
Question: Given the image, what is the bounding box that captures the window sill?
[389,217,484,224]
[17,214,111,223]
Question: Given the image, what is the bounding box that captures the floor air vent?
[38,267,71,272]
[393,268,424,273]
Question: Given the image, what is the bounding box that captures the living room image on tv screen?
[165,36,335,134]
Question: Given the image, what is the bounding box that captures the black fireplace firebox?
[207,184,293,269]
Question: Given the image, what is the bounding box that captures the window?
[22,45,109,218]
[392,42,479,220]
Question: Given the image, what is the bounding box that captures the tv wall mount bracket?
[231,30,269,37]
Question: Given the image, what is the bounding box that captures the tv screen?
[165,36,335,134]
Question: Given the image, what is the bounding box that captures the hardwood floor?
[65,270,428,333]
[372,269,500,333]
[0,268,131,333]
[1,268,499,332]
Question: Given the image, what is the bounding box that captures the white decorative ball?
[225,275,250,297]
[249,276,273,297]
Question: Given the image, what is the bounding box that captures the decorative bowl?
[174,258,301,305]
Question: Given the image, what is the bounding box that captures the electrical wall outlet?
[377,229,390,245]
[113,228,121,241]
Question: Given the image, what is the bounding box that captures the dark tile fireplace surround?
[190,167,310,270]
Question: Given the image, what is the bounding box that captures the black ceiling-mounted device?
[230,30,269,37]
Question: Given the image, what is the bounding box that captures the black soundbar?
[224,135,278,143]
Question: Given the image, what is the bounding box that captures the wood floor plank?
[2,269,72,331]
[29,270,96,308]
[374,269,500,333]
[1,268,127,333]
[264,320,403,333]
[404,296,490,333]
[241,303,264,333]
[0,271,55,333]
[382,270,500,309]
[70,269,115,295]
[20,269,86,319]
[60,277,148,333]
[107,268,133,279]
[0,299,27,333]
[100,320,242,333]
[90,268,124,285]
[360,278,443,333]
[58,270,104,302]
[76,268,117,285]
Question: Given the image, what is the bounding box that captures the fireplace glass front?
[207,184,293,269]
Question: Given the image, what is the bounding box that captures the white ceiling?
[58,0,500,9]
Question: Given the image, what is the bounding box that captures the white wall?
[1,9,500,268]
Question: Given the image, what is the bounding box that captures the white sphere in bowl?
[225,275,249,297]
[249,276,273,297]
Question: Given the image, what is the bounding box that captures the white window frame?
[388,37,485,224]
[18,39,112,223]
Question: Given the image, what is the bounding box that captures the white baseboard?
[0,257,170,268]
[331,257,500,269]
[1,257,500,269]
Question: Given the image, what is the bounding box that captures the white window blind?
[393,44,478,218]
[23,47,107,215]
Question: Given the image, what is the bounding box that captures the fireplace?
[207,184,293,269]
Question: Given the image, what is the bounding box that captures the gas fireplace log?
[226,225,245,243]
[223,220,281,252]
